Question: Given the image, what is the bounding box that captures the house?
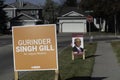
[3,0,43,29]
[58,7,87,33]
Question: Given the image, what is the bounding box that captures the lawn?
[20,42,97,80]
[111,41,120,64]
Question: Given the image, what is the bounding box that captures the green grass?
[111,41,120,64]
[20,42,97,80]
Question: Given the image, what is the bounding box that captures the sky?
[5,0,61,5]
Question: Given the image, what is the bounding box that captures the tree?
[60,0,79,7]
[65,0,77,7]
[80,0,120,33]
[0,0,8,33]
[59,0,66,5]
[42,0,60,23]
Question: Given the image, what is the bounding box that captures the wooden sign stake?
[72,52,74,60]
[14,71,19,80]
[55,70,59,80]
[83,52,85,60]
[72,51,86,60]
[82,51,85,60]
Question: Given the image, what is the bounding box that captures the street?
[0,36,12,47]
[0,45,14,80]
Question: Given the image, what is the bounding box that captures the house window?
[6,10,13,18]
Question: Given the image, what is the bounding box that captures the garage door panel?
[62,23,85,33]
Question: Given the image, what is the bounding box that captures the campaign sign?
[72,33,84,48]
[12,24,58,71]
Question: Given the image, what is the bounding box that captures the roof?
[10,1,42,9]
[58,17,86,20]
[11,13,41,21]
[3,4,16,9]
[62,11,84,17]
[58,11,86,20]
[59,6,85,16]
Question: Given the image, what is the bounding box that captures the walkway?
[92,41,120,80]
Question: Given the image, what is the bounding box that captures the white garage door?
[62,22,86,33]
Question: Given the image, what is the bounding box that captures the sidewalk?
[92,41,120,80]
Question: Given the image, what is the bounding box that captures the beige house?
[58,11,87,33]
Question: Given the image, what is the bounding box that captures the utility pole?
[114,14,117,37]
[87,15,93,43]
[87,15,93,36]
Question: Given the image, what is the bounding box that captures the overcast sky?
[5,0,61,5]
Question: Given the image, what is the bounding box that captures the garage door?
[62,22,86,33]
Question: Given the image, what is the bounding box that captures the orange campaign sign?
[12,24,58,71]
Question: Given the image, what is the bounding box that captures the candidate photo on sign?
[72,38,84,54]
